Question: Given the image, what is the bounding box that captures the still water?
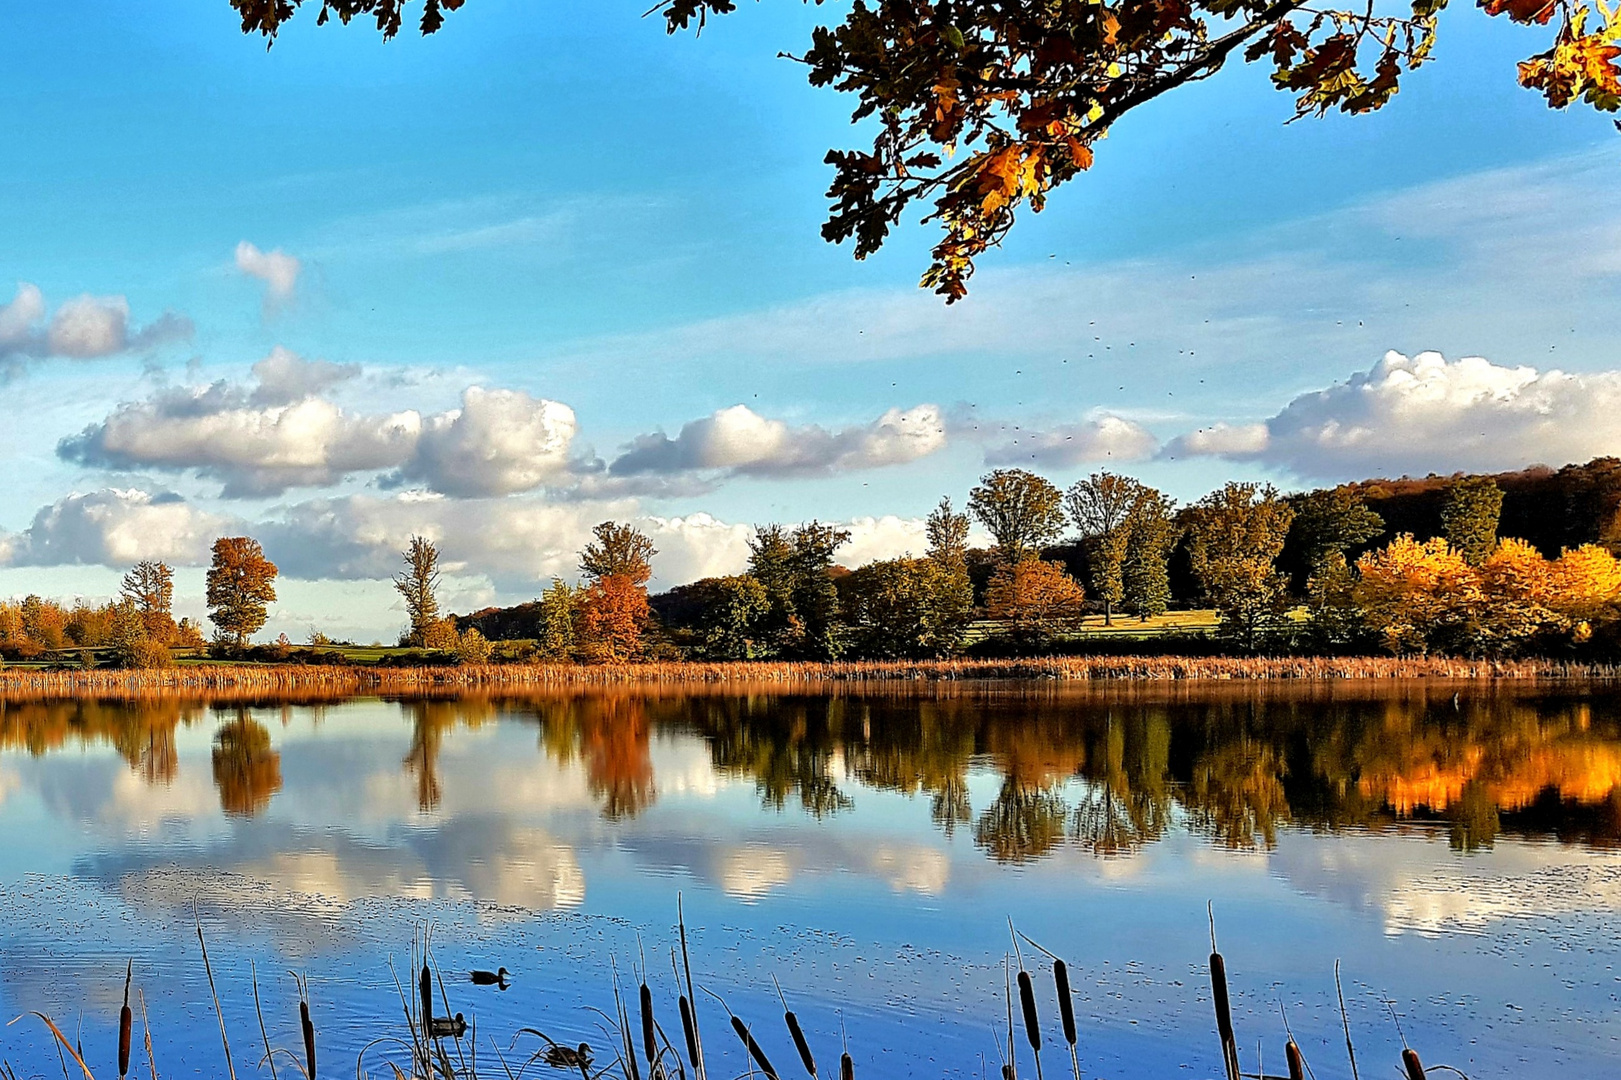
[0,681,1619,1079]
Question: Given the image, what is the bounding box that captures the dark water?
[1,681,1619,1079]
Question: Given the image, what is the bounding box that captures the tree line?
[9,458,1621,667]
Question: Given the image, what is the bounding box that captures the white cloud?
[0,489,232,568]
[235,241,301,303]
[611,403,945,478]
[986,414,1159,467]
[0,282,190,374]
[394,387,577,497]
[59,357,576,499]
[1170,350,1621,479]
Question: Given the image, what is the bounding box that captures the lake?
[0,680,1618,1079]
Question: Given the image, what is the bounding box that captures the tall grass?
[0,654,1614,700]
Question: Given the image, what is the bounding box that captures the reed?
[117,962,131,1080]
[0,652,1615,701]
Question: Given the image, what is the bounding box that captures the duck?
[542,1042,593,1071]
[469,967,510,989]
[428,1013,468,1039]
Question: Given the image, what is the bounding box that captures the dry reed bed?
[0,654,1615,702]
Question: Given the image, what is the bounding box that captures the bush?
[455,627,493,664]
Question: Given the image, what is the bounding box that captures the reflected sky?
[1,682,1619,1078]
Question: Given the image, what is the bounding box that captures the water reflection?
[2,682,1621,860]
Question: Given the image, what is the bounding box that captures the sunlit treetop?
[230,0,1621,300]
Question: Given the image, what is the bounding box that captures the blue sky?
[2,0,1620,639]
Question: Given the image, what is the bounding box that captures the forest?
[7,458,1621,667]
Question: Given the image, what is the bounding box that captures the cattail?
[300,999,316,1080]
[1052,960,1076,1050]
[785,1008,816,1077]
[419,965,433,1032]
[118,960,133,1080]
[640,982,657,1066]
[1209,950,1237,1080]
[730,1015,780,1080]
[840,1052,853,1080]
[680,996,700,1068]
[1017,970,1041,1053]
[1402,1048,1425,1080]
[1285,1040,1304,1080]
[773,976,816,1078]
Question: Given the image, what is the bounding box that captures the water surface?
[1,680,1618,1079]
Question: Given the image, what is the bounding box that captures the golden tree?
[205,537,279,647]
[985,558,1086,648]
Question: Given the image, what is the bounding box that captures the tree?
[747,521,852,659]
[393,535,442,646]
[1066,471,1147,624]
[1182,482,1295,651]
[1122,493,1177,621]
[1288,487,1384,574]
[841,557,975,658]
[985,559,1087,649]
[109,600,174,670]
[206,537,279,647]
[696,575,771,660]
[212,715,282,816]
[537,578,579,660]
[236,3,1621,302]
[577,522,658,662]
[120,560,177,645]
[968,469,1065,564]
[1442,477,1505,566]
[925,496,971,569]
[1549,544,1621,627]
[1353,534,1481,654]
[455,625,494,664]
[580,521,657,585]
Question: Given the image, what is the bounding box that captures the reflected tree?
[211,713,282,816]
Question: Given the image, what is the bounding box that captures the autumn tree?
[393,535,442,646]
[109,599,174,670]
[212,714,282,816]
[1182,482,1295,651]
[537,577,580,660]
[236,2,1621,300]
[120,560,177,645]
[1066,471,1147,624]
[1353,534,1480,654]
[578,521,658,662]
[1442,477,1505,565]
[969,469,1065,564]
[985,558,1087,649]
[206,537,279,647]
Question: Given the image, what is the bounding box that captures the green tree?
[120,560,177,645]
[841,557,974,659]
[1289,486,1385,574]
[968,469,1065,564]
[1122,493,1176,621]
[697,575,771,660]
[1066,471,1147,624]
[746,522,852,659]
[537,578,579,661]
[925,496,971,569]
[240,3,1621,301]
[1442,476,1505,566]
[206,537,279,647]
[109,599,174,670]
[1182,482,1295,651]
[393,535,442,646]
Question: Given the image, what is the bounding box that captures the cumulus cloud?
[0,489,232,568]
[392,387,577,497]
[610,404,945,479]
[59,354,576,498]
[0,282,191,374]
[235,242,301,304]
[986,414,1158,467]
[1169,350,1621,479]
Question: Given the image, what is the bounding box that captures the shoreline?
[0,654,1616,698]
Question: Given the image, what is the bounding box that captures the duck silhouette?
[427,1013,467,1039]
[469,967,510,989]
